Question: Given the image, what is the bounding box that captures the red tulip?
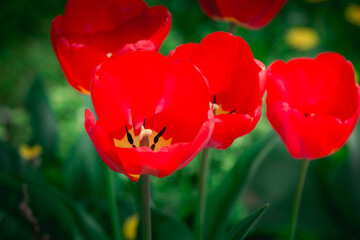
[51,0,171,94]
[85,51,214,181]
[199,0,287,29]
[266,53,360,160]
[169,32,266,149]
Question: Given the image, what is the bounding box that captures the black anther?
[125,125,134,144]
[154,126,166,144]
[228,109,236,114]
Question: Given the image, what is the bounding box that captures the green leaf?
[0,171,108,240]
[64,133,107,198]
[224,204,269,240]
[312,149,360,237]
[30,179,109,240]
[135,209,193,240]
[0,139,22,172]
[204,132,277,240]
[0,172,81,239]
[131,179,193,240]
[151,209,193,240]
[136,208,194,240]
[25,77,57,155]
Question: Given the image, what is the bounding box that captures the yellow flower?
[123,214,139,240]
[345,4,360,27]
[19,144,43,161]
[285,27,319,51]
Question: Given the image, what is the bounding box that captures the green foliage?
[0,170,108,240]
[150,209,193,240]
[224,204,269,240]
[25,77,57,155]
[204,133,277,240]
[1,0,360,239]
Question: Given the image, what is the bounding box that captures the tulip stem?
[228,22,238,35]
[107,169,122,240]
[289,160,310,240]
[141,175,152,240]
[197,148,210,240]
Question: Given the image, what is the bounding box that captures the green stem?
[197,148,210,240]
[107,168,122,240]
[141,175,152,240]
[228,22,238,35]
[289,160,310,240]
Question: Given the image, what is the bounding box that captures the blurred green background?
[1,0,360,239]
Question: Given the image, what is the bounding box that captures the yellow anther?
[107,52,113,58]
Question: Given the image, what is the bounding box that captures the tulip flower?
[51,0,171,94]
[169,31,266,149]
[199,0,287,29]
[266,52,360,159]
[85,51,214,181]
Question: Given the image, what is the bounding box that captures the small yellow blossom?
[123,214,139,240]
[345,4,360,27]
[306,0,329,3]
[19,144,43,161]
[285,27,319,51]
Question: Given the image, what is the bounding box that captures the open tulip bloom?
[51,0,171,94]
[169,31,266,149]
[199,0,288,29]
[85,51,214,181]
[266,52,360,160]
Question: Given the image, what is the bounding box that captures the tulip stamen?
[210,102,219,114]
[154,126,166,144]
[213,94,217,104]
[211,103,237,116]
[149,126,167,151]
[115,125,171,151]
[212,103,220,111]
[125,125,134,145]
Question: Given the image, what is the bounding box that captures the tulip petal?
[267,53,359,122]
[266,52,360,160]
[51,0,171,93]
[85,109,130,177]
[208,106,261,149]
[199,0,287,29]
[86,51,213,179]
[51,17,108,94]
[169,32,265,149]
[92,51,210,143]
